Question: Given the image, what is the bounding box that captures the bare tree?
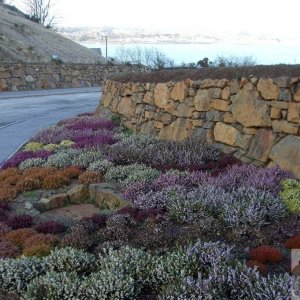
[23,0,55,27]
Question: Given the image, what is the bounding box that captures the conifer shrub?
[42,173,70,189]
[280,179,300,213]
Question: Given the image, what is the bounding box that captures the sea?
[80,42,300,66]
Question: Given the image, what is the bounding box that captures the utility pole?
[102,36,108,59]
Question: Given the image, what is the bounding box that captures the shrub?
[7,214,34,229]
[64,117,115,131]
[0,256,46,293]
[72,150,104,168]
[246,260,267,275]
[43,143,60,151]
[61,226,92,250]
[24,142,44,151]
[105,163,161,187]
[249,245,283,263]
[22,243,52,257]
[3,174,22,185]
[59,139,75,147]
[73,131,118,148]
[0,222,11,238]
[79,171,102,184]
[0,241,21,259]
[45,247,96,274]
[0,168,20,182]
[285,236,300,249]
[88,159,114,175]
[23,233,58,249]
[280,179,300,213]
[16,176,41,192]
[1,150,53,169]
[45,148,82,169]
[24,271,81,300]
[35,220,65,234]
[42,173,70,189]
[3,228,36,247]
[0,185,17,201]
[81,214,107,229]
[19,158,46,170]
[62,166,82,179]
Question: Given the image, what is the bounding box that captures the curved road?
[0,87,101,165]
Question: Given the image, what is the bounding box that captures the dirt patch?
[110,64,300,83]
[37,204,101,225]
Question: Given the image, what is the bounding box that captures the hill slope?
[0,5,106,63]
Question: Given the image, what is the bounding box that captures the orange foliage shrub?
[249,245,282,263]
[285,236,300,249]
[0,168,20,182]
[246,259,267,275]
[16,177,41,192]
[79,171,102,184]
[0,185,18,201]
[3,228,36,247]
[23,233,58,249]
[42,173,70,189]
[62,166,82,179]
[23,167,57,181]
[4,175,23,186]
[22,243,51,257]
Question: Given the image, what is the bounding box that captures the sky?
[12,0,300,37]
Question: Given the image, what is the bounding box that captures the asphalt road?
[0,87,101,165]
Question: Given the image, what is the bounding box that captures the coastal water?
[81,42,300,65]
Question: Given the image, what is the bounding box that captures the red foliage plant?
[62,166,82,179]
[35,220,65,234]
[246,260,267,275]
[249,245,283,263]
[0,168,21,182]
[0,185,18,202]
[285,236,300,249]
[16,177,41,192]
[7,214,34,229]
[42,173,70,189]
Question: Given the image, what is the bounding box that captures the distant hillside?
[0,5,106,63]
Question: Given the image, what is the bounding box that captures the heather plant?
[24,271,81,300]
[0,222,11,238]
[24,142,44,152]
[62,166,82,179]
[44,148,83,168]
[43,143,60,151]
[0,241,21,259]
[59,139,75,148]
[42,173,70,189]
[0,168,20,182]
[44,247,96,274]
[61,226,93,250]
[7,214,34,229]
[19,158,46,170]
[0,185,18,201]
[79,171,102,184]
[88,159,114,175]
[22,243,52,257]
[3,228,36,247]
[105,163,161,187]
[249,245,283,263]
[31,126,77,144]
[16,176,41,192]
[73,131,118,149]
[1,150,53,169]
[64,117,115,131]
[35,220,65,234]
[285,236,300,249]
[0,256,46,293]
[205,164,293,195]
[280,179,300,213]
[71,149,104,168]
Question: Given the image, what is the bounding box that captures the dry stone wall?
[99,77,300,178]
[0,63,148,92]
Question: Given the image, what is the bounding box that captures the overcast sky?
[13,0,300,36]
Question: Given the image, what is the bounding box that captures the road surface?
[0,87,101,165]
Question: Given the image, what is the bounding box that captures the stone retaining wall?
[98,77,300,178]
[0,63,148,91]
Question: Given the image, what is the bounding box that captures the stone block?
[288,102,300,123]
[67,184,89,204]
[247,129,275,162]
[221,86,231,100]
[170,80,188,101]
[272,120,299,134]
[117,96,135,117]
[257,78,279,100]
[210,99,229,111]
[214,122,240,146]
[154,83,170,108]
[270,107,281,119]
[49,193,69,209]
[143,91,154,104]
[194,89,210,111]
[273,77,290,88]
[270,135,300,179]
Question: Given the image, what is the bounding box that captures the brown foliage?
[79,171,102,184]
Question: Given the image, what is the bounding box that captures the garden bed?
[0,112,299,299]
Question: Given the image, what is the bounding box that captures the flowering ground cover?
[0,112,299,299]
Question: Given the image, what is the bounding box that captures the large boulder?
[232,83,271,127]
[89,183,130,210]
[269,135,300,179]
